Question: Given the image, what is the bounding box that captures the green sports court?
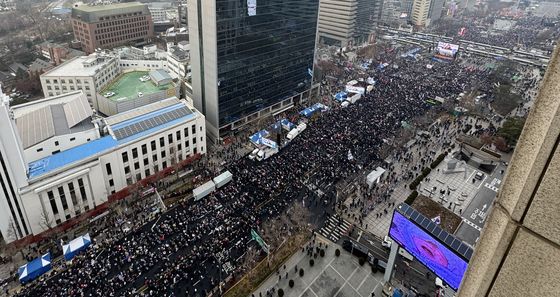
[101,71,173,101]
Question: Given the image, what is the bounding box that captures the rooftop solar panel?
[104,99,178,126]
[112,106,192,140]
[397,203,473,261]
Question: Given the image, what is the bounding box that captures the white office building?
[0,89,206,244]
[147,2,177,23]
[41,46,192,112]
[166,41,190,80]
[40,53,120,111]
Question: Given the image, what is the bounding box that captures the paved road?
[456,163,506,245]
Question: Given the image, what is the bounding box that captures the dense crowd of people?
[14,40,524,297]
[430,15,559,51]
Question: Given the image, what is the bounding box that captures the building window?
[168,134,173,144]
[191,125,196,135]
[132,148,138,159]
[152,154,157,162]
[68,182,78,209]
[184,128,188,137]
[70,137,75,141]
[47,190,58,215]
[52,150,60,155]
[141,144,147,155]
[122,152,128,163]
[162,161,167,168]
[36,148,43,152]
[105,163,112,175]
[109,179,114,187]
[144,169,150,176]
[159,137,164,147]
[58,186,68,211]
[178,143,182,151]
[134,162,139,170]
[194,147,197,154]
[124,166,130,174]
[78,178,87,204]
[176,130,181,140]
[161,151,166,158]
[126,177,132,185]
[192,137,196,144]
[185,140,189,148]
[136,173,141,181]
[55,141,59,146]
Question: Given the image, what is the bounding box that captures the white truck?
[286,128,299,140]
[256,147,279,161]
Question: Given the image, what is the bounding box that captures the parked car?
[105,92,115,97]
[382,236,392,249]
[475,172,485,180]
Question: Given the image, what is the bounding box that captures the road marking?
[484,183,498,192]
[466,170,476,182]
[476,174,487,189]
[462,218,482,231]
[331,264,360,295]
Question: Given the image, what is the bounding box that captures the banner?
[345,85,365,94]
[260,138,278,149]
[247,0,256,16]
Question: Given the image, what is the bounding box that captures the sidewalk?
[252,236,384,297]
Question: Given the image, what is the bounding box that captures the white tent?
[213,171,233,188]
[63,233,92,260]
[366,167,386,188]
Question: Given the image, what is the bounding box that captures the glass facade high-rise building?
[189,0,320,140]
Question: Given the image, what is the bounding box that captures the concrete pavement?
[252,238,384,297]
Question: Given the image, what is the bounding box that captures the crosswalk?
[318,215,352,243]
[484,178,501,192]
[462,218,482,231]
[484,183,499,192]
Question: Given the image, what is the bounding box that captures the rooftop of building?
[100,70,174,101]
[27,97,197,179]
[168,44,189,61]
[72,2,150,23]
[73,2,145,13]
[12,91,95,149]
[42,53,116,77]
[28,58,53,73]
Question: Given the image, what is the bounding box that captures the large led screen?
[389,211,468,290]
[434,42,459,60]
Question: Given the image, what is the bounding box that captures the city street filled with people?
[12,40,539,297]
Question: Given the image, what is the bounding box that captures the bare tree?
[39,206,54,231]
[6,218,19,242]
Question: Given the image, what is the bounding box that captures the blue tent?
[300,103,328,117]
[334,91,348,102]
[63,233,92,261]
[280,119,295,131]
[249,130,270,145]
[18,253,52,284]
